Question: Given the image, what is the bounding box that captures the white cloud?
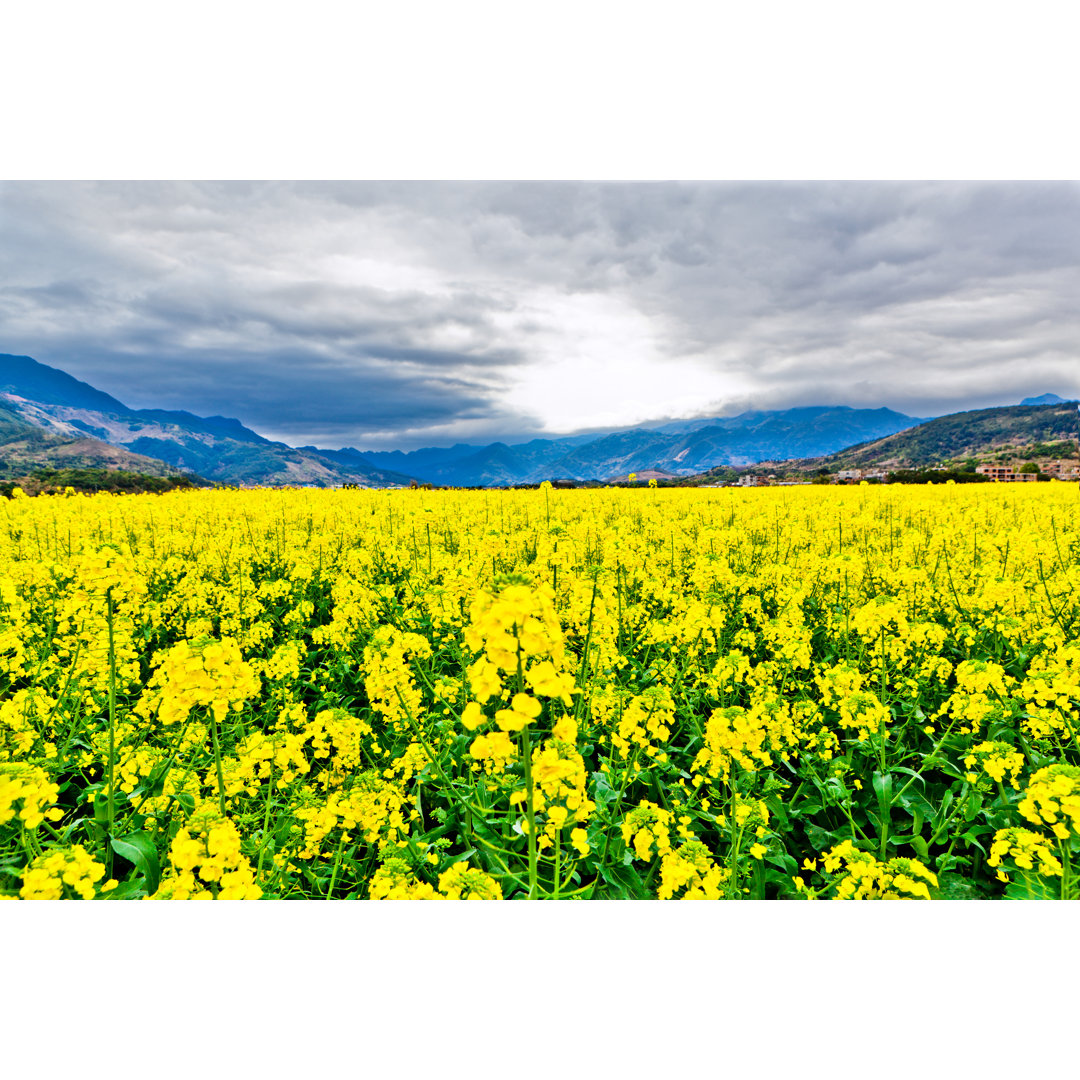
[1,180,1078,448]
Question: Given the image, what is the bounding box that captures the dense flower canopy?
[1,482,1077,899]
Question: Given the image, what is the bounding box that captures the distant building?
[836,467,888,483]
[1042,459,1080,480]
[976,464,1016,482]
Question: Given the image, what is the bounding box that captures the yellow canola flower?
[460,701,486,731]
[0,763,60,830]
[437,861,503,900]
[4,481,1080,901]
[622,800,673,861]
[988,827,1063,877]
[495,692,542,733]
[469,730,517,766]
[658,839,728,899]
[152,802,262,900]
[815,840,938,900]
[525,660,576,707]
[1017,764,1080,840]
[20,845,106,900]
[964,741,1026,789]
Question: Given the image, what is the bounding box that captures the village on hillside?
[721,456,1080,488]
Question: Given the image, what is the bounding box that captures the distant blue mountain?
[0,353,415,487]
[353,406,928,486]
[1021,393,1069,406]
[0,352,132,413]
[0,350,946,488]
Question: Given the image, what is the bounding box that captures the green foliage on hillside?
[0,467,202,498]
[885,469,992,484]
[1009,440,1076,461]
[822,403,1079,469]
[0,402,49,444]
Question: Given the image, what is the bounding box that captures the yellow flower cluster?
[221,728,311,797]
[657,839,728,900]
[361,625,431,734]
[694,703,776,781]
[437,861,504,899]
[20,844,110,900]
[0,690,55,760]
[299,707,375,782]
[1018,643,1080,740]
[368,856,438,899]
[622,800,673,861]
[610,686,673,762]
[367,856,503,899]
[463,579,573,707]
[807,840,939,900]
[293,773,407,858]
[530,733,594,852]
[730,795,770,832]
[153,803,262,899]
[1017,764,1080,841]
[987,827,1063,879]
[0,763,60,830]
[964,741,1026,788]
[139,636,260,726]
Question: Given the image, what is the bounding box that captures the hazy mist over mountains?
[344,406,926,486]
[0,353,413,487]
[2,351,928,485]
[3,352,1077,487]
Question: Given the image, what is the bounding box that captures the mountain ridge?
[5,351,1075,488]
[353,405,927,485]
[0,353,416,488]
[758,401,1080,476]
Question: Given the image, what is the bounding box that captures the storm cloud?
[1,181,1077,449]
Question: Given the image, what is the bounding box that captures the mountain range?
[1,351,1074,488]
[802,400,1079,473]
[343,406,926,486]
[0,353,414,488]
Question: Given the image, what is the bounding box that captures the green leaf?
[110,832,161,895]
[599,862,649,899]
[805,823,837,851]
[100,878,145,901]
[891,766,926,788]
[765,850,797,874]
[590,770,617,813]
[959,829,988,855]
[872,771,893,816]
[934,871,982,899]
[1005,873,1057,900]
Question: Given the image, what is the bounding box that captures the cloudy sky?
[1,180,1077,450]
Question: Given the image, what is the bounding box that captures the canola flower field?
[1,482,1078,900]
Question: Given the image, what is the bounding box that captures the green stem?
[553,830,561,901]
[255,762,276,884]
[210,711,227,816]
[105,588,117,876]
[588,732,640,898]
[521,723,539,899]
[129,705,191,817]
[326,834,347,899]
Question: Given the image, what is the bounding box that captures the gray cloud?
[1,180,1078,449]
